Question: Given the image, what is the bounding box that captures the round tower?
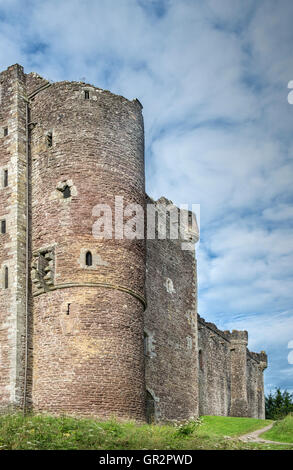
[29,80,146,420]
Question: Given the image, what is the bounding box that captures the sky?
[0,0,293,394]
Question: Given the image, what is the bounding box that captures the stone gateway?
[0,64,267,422]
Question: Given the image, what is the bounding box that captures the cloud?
[262,204,293,222]
[0,0,292,393]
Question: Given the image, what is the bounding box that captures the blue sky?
[0,0,293,394]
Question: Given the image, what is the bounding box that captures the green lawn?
[197,415,273,437]
[0,413,290,450]
[260,414,293,443]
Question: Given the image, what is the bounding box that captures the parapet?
[247,350,268,369]
[24,70,144,116]
[197,314,230,342]
[198,316,249,345]
[0,63,24,80]
[146,196,199,248]
[228,330,248,345]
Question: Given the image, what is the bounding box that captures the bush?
[174,418,202,437]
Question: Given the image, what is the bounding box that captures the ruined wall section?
[145,197,199,422]
[197,316,231,416]
[29,80,146,420]
[0,64,27,409]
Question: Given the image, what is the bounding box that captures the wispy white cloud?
[0,0,292,392]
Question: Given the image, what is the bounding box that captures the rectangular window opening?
[47,132,53,148]
[4,267,8,289]
[1,220,6,234]
[3,170,8,187]
[3,127,8,136]
[84,90,90,100]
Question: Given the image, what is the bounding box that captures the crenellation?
[198,314,230,342]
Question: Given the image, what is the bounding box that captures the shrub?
[174,418,202,437]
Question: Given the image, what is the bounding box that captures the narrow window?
[188,212,193,226]
[4,267,8,289]
[3,169,8,187]
[85,251,92,266]
[47,132,53,148]
[199,349,204,371]
[67,303,71,315]
[62,185,71,199]
[1,220,6,234]
[144,332,149,356]
[3,127,8,136]
[38,252,49,280]
[84,90,89,100]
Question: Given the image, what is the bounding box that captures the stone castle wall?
[198,316,231,416]
[0,64,267,421]
[144,197,199,422]
[246,350,267,419]
[0,65,28,411]
[198,316,267,419]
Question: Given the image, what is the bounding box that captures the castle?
[0,64,267,422]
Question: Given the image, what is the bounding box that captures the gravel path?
[239,423,293,446]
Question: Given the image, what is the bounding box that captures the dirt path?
[239,422,293,446]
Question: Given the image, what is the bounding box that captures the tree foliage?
[265,388,293,419]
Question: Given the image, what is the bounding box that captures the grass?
[196,415,273,437]
[260,414,293,443]
[0,413,290,450]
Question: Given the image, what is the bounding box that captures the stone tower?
[0,64,146,420]
[0,64,27,411]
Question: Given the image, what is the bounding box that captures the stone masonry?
[0,64,267,422]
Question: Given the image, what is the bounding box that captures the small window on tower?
[85,251,93,266]
[144,332,150,356]
[4,127,8,136]
[62,185,71,199]
[188,212,193,226]
[4,266,8,289]
[84,90,90,100]
[3,169,8,187]
[1,220,6,234]
[47,132,53,148]
[199,349,204,371]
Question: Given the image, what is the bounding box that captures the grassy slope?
[197,415,273,437]
[260,414,293,443]
[0,413,290,450]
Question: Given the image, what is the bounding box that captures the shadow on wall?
[146,390,155,424]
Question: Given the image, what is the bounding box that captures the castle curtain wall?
[197,317,231,416]
[144,200,199,422]
[198,317,267,419]
[246,352,267,419]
